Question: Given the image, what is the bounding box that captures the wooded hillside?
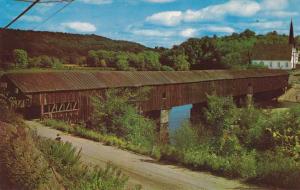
[0,29,148,62]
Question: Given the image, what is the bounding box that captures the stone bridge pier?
[144,109,170,144]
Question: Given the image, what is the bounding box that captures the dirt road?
[27,121,264,190]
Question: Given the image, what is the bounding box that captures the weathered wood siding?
[31,75,288,121]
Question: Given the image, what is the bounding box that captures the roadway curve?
[27,121,264,190]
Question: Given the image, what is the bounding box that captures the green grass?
[42,119,153,156]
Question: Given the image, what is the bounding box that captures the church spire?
[289,18,295,47]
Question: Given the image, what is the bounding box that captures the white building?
[251,44,299,70]
[252,19,299,70]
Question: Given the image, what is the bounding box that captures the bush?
[0,99,24,126]
[161,65,174,71]
[0,122,51,190]
[36,137,132,190]
[90,89,155,150]
[253,151,300,188]
[172,122,199,151]
[204,95,239,136]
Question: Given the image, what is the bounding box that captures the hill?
[0,29,149,63]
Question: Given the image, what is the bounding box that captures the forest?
[0,28,299,71]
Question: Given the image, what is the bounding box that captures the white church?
[252,20,299,70]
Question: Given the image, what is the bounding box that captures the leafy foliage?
[0,123,51,190]
[36,137,135,190]
[90,88,156,149]
[13,49,28,68]
[157,95,300,189]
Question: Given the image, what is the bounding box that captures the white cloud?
[184,0,260,22]
[261,0,288,10]
[180,28,198,37]
[131,29,175,37]
[146,0,260,26]
[146,11,182,26]
[79,0,112,5]
[265,11,298,18]
[61,22,97,32]
[20,15,42,22]
[205,26,235,33]
[144,0,175,3]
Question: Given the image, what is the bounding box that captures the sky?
[0,0,299,47]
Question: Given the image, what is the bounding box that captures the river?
[168,101,300,131]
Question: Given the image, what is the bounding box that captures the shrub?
[204,95,239,136]
[0,122,51,190]
[36,136,132,190]
[161,65,174,71]
[0,99,24,126]
[253,151,300,188]
[90,89,155,150]
[172,122,199,151]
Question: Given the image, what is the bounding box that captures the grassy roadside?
[41,119,156,157]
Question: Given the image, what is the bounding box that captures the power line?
[33,0,73,30]
[3,0,40,29]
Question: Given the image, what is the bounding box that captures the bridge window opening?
[277,62,280,68]
[286,62,289,68]
[43,101,79,114]
[162,92,167,99]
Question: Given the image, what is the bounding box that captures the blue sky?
[1,0,299,47]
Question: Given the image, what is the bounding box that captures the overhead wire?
[3,0,40,29]
[33,0,73,30]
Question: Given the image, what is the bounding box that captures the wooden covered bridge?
[0,70,289,134]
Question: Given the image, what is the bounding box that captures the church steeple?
[289,18,295,47]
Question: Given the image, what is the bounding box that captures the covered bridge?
[0,70,289,126]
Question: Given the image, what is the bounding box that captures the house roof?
[1,70,288,94]
[252,44,293,60]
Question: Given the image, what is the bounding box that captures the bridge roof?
[1,70,288,94]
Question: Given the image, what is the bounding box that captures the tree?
[143,51,161,70]
[90,89,155,148]
[40,55,53,68]
[116,53,129,71]
[173,54,190,71]
[13,49,28,68]
[87,50,100,67]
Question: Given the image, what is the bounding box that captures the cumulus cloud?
[61,22,97,32]
[261,0,288,10]
[146,0,260,26]
[20,15,42,22]
[265,11,298,18]
[146,11,182,26]
[180,28,198,37]
[205,26,235,33]
[131,29,175,37]
[144,0,175,3]
[79,0,112,5]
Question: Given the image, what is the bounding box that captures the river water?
[168,101,300,131]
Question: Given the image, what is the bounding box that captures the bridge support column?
[144,109,170,144]
[190,103,207,123]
